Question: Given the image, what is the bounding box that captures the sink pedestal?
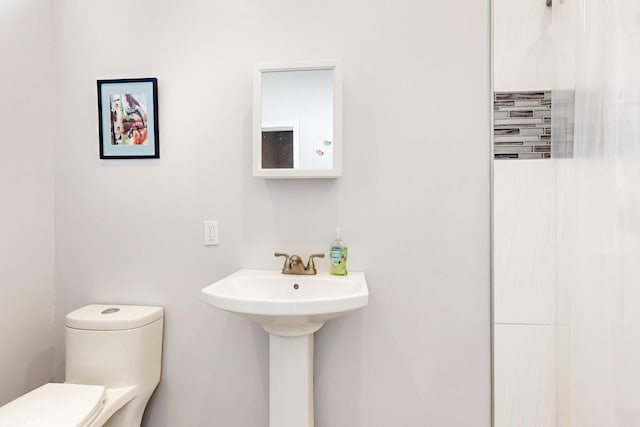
[270,333,314,427]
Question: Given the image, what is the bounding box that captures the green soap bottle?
[329,228,348,276]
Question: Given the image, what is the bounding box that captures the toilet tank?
[65,304,164,390]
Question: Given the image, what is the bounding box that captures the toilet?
[0,304,164,427]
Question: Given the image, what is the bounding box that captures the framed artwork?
[97,78,159,159]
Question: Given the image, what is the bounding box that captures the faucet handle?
[275,252,292,273]
[306,253,325,272]
[274,253,290,262]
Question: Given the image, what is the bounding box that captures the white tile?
[494,0,553,91]
[555,325,570,427]
[494,324,555,427]
[494,160,556,324]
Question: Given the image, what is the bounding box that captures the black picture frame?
[97,78,159,159]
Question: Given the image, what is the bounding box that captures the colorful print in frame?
[97,78,159,159]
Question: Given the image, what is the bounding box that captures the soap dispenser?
[329,228,348,276]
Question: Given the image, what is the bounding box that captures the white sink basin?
[201,269,368,336]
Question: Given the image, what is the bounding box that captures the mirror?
[253,62,342,178]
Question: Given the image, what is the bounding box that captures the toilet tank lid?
[66,304,164,330]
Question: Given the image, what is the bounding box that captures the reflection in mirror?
[262,127,294,169]
[253,63,341,178]
[262,69,332,170]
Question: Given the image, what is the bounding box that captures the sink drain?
[293,284,299,289]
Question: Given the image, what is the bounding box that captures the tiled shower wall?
[494,91,552,159]
[494,160,557,427]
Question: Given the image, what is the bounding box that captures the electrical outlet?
[203,220,219,246]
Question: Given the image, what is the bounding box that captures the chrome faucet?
[274,253,325,275]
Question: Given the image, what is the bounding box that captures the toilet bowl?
[0,304,164,427]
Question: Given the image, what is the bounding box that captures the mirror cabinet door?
[253,62,342,178]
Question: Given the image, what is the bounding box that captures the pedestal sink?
[201,269,368,427]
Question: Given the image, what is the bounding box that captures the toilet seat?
[0,383,106,427]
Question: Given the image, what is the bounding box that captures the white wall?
[494,0,553,92]
[0,0,55,405]
[52,1,491,426]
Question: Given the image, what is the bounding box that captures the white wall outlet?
[203,220,219,246]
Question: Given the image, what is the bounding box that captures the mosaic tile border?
[494,91,552,160]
